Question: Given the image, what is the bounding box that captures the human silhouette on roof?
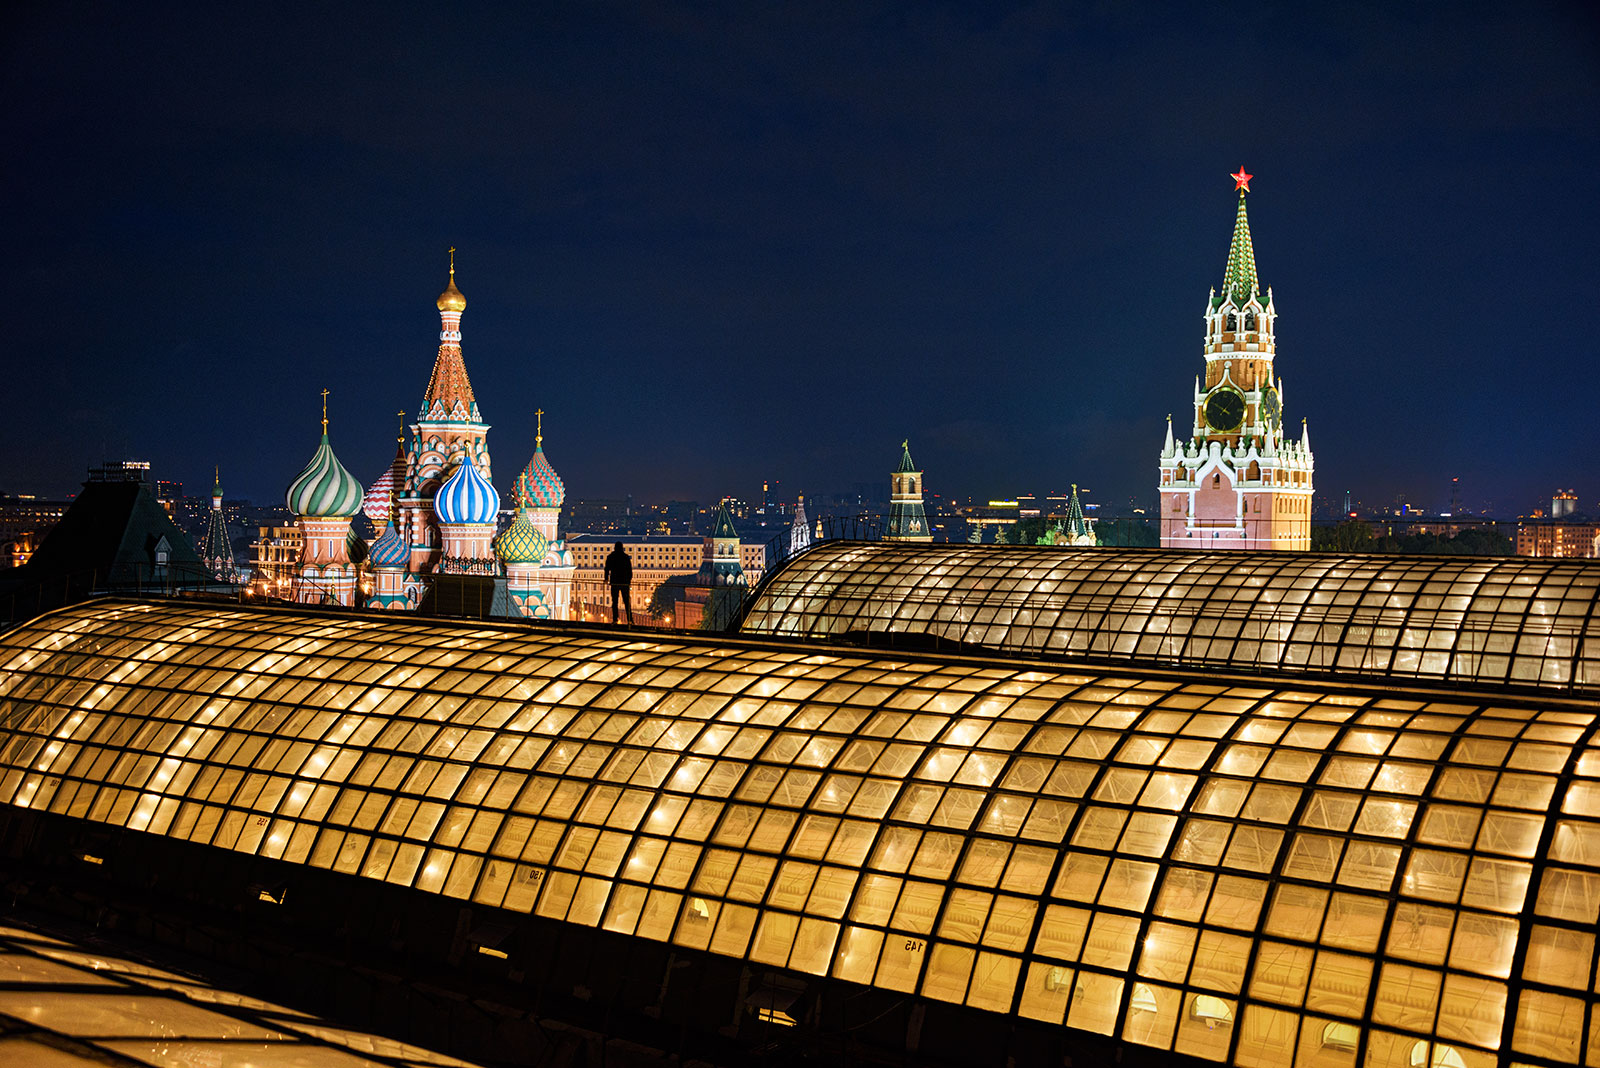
[604,541,634,624]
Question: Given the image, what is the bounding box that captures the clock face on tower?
[1204,388,1246,432]
[1260,386,1281,427]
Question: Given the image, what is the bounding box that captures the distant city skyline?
[7,4,1596,510]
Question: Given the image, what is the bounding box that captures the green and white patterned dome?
[287,433,364,518]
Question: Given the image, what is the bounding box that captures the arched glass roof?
[0,922,483,1066]
[741,543,1600,695]
[1,601,1598,1066]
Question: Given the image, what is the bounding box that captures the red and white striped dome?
[364,443,407,523]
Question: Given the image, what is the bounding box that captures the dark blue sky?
[6,2,1597,515]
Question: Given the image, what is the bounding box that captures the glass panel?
[1065,971,1122,1036]
[1304,951,1371,1019]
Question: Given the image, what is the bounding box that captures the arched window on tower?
[1225,313,1238,331]
[1212,473,1221,489]
[1244,312,1256,331]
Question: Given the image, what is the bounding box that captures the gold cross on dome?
[321,389,330,433]
[396,410,406,442]
[448,246,456,275]
[536,408,544,446]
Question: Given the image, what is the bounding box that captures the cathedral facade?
[1159,171,1314,550]
[285,256,574,617]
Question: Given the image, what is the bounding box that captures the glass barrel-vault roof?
[1,600,1598,1066]
[740,543,1600,695]
[0,922,483,1067]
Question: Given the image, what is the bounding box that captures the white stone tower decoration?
[1159,169,1314,550]
[789,494,813,557]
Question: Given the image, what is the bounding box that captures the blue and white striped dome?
[433,460,498,525]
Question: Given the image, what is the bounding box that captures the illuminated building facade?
[248,524,300,597]
[1160,171,1313,550]
[1518,518,1600,559]
[0,496,69,568]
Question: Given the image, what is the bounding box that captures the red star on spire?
[1231,167,1252,193]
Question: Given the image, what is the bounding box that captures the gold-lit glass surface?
[0,922,482,1066]
[742,544,1600,693]
[1,600,1598,1065]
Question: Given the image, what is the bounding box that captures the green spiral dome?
[286,434,364,518]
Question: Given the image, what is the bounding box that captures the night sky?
[6,3,1597,516]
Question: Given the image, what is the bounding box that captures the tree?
[1095,519,1158,548]
[647,574,694,621]
[1311,520,1373,552]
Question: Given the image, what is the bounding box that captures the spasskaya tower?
[1159,170,1314,549]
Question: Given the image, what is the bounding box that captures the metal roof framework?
[740,544,1600,695]
[0,600,1597,1066]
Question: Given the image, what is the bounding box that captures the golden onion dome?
[437,272,466,313]
[437,247,467,312]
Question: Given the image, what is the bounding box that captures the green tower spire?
[894,439,917,474]
[1221,194,1258,303]
[1065,484,1090,541]
[886,440,932,542]
[1220,168,1258,304]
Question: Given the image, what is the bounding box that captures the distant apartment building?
[1552,489,1579,518]
[249,525,302,596]
[0,497,71,567]
[566,533,765,626]
[1517,518,1600,559]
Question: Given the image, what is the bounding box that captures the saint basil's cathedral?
[283,255,575,617]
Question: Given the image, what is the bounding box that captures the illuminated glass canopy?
[1,600,1598,1066]
[741,543,1600,694]
[0,922,482,1066]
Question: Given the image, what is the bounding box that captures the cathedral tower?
[396,251,493,576]
[885,440,932,542]
[1159,170,1314,549]
[494,491,552,618]
[363,415,407,540]
[286,392,364,606]
[433,458,500,573]
[505,409,575,619]
[198,467,236,581]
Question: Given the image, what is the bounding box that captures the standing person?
[604,541,634,624]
